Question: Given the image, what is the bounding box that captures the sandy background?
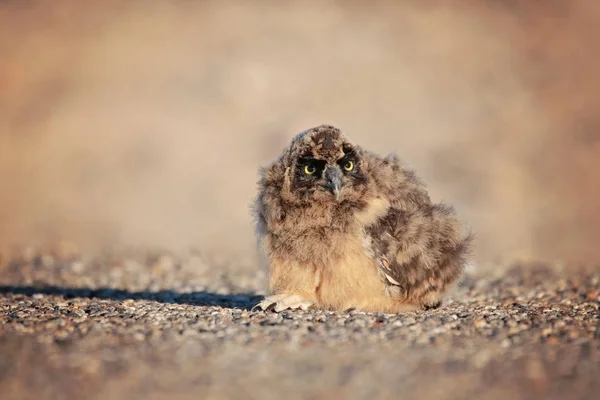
[1,0,599,270]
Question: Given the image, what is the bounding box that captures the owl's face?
[285,125,368,203]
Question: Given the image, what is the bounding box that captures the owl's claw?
[252,294,313,312]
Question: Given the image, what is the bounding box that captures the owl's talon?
[252,294,312,313]
[422,301,442,311]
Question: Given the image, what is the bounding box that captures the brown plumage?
[252,125,472,313]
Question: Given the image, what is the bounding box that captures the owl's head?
[278,125,368,203]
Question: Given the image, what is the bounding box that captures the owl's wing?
[367,203,472,309]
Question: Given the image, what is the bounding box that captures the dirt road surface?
[1,250,599,400]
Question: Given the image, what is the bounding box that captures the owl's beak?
[324,166,343,201]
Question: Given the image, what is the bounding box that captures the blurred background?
[1,0,599,271]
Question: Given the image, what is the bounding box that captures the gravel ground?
[0,248,599,400]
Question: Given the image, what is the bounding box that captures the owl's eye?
[304,164,316,175]
[343,160,354,171]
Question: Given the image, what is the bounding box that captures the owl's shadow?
[0,285,262,310]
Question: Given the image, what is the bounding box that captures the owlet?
[252,125,472,313]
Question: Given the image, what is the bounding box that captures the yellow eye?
[304,164,316,175]
[343,160,354,171]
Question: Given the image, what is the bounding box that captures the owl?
[252,125,472,313]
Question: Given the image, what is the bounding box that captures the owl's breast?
[263,195,390,264]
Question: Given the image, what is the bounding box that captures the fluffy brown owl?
[252,125,472,313]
